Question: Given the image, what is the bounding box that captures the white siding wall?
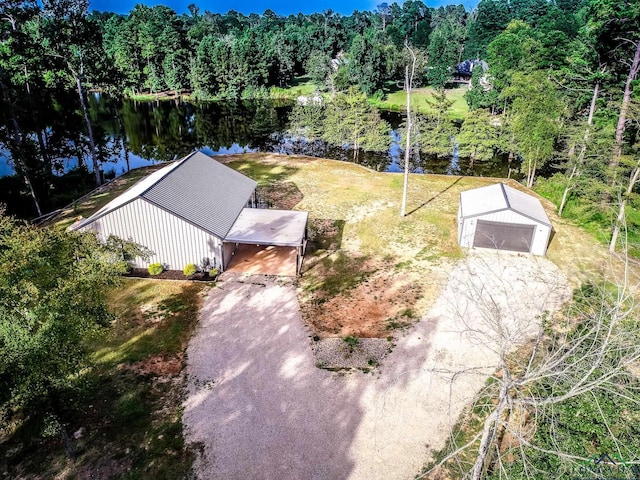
[459,210,551,256]
[83,198,224,270]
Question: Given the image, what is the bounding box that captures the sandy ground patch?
[183,252,570,480]
[300,260,425,338]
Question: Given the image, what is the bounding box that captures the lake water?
[0,95,518,180]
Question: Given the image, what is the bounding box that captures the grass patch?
[370,86,469,120]
[221,153,614,339]
[305,251,373,296]
[535,175,640,260]
[269,76,318,99]
[228,156,299,186]
[1,278,207,479]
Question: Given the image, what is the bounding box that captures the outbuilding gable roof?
[72,151,257,239]
[459,183,551,226]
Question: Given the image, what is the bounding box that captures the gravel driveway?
[183,252,571,479]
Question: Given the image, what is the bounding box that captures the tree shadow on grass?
[405,176,464,217]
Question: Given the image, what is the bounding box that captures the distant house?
[458,183,553,256]
[296,92,324,106]
[452,59,489,85]
[71,151,308,275]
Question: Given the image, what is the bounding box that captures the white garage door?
[473,220,535,253]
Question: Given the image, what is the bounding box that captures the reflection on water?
[1,95,520,180]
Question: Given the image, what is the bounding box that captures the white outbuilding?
[458,183,553,256]
[70,151,308,275]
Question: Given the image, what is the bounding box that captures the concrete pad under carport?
[225,243,298,276]
[224,208,308,276]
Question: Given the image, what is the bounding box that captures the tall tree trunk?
[611,40,640,170]
[401,67,412,217]
[559,164,577,217]
[587,80,599,126]
[11,119,43,217]
[0,81,43,216]
[610,162,640,253]
[3,16,44,215]
[559,81,599,216]
[471,383,510,480]
[401,44,417,217]
[76,74,101,185]
[22,64,52,173]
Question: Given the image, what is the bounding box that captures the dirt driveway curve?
[183,252,571,479]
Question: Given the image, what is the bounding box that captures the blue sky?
[90,0,478,16]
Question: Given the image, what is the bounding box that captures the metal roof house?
[71,151,308,275]
[458,183,553,256]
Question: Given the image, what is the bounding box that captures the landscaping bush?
[148,263,163,276]
[208,268,219,279]
[183,263,197,277]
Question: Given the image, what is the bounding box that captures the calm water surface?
[0,95,520,180]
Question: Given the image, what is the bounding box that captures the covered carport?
[224,208,309,276]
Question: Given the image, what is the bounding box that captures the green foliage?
[465,0,511,59]
[288,102,326,141]
[464,67,499,111]
[148,263,163,276]
[457,109,499,162]
[426,6,468,88]
[348,30,387,95]
[208,267,219,278]
[182,263,197,276]
[305,50,332,89]
[502,70,565,186]
[342,335,359,350]
[105,235,152,266]
[0,212,130,413]
[486,20,543,91]
[401,90,457,158]
[322,87,391,159]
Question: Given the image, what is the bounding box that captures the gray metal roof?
[225,208,308,246]
[72,151,257,238]
[459,183,551,226]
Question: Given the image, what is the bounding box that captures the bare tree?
[611,39,640,170]
[558,77,601,217]
[400,42,417,217]
[609,99,640,253]
[419,251,640,480]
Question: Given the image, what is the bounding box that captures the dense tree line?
[1,0,639,253]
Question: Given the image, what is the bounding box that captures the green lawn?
[222,153,609,338]
[1,278,208,479]
[370,86,470,120]
[270,77,470,120]
[269,76,318,99]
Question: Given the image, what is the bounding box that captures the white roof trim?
[70,154,190,231]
